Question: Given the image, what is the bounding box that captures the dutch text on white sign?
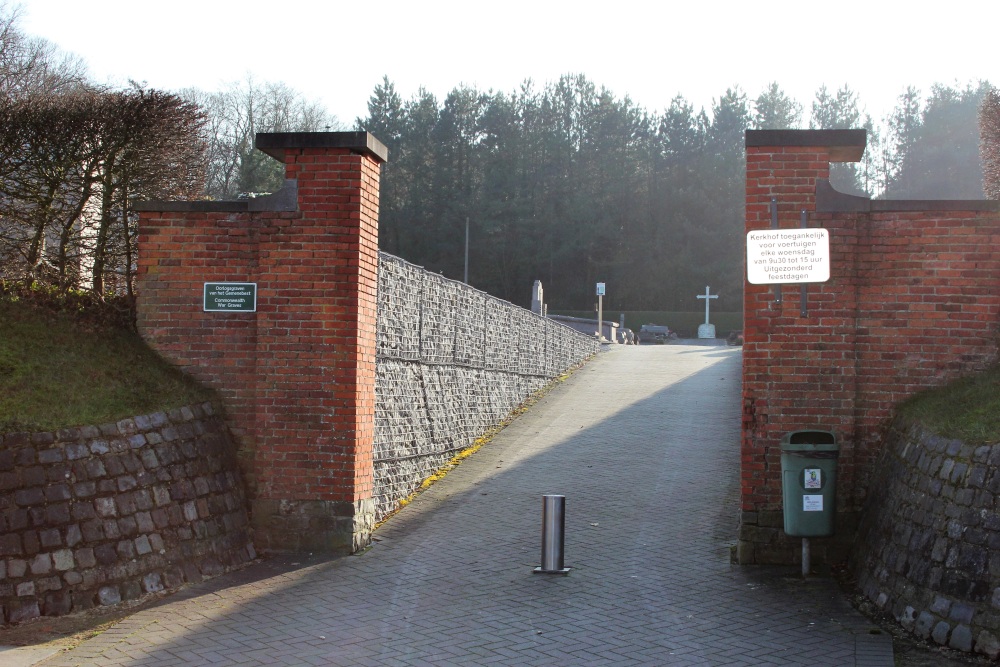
[746,229,830,285]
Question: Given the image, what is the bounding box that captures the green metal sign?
[203,282,257,312]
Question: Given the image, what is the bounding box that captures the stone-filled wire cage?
[373,253,599,521]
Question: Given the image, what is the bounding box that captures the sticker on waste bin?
[804,469,822,489]
[803,495,823,512]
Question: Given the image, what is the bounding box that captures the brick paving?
[31,343,892,666]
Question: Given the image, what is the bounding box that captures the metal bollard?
[534,494,570,574]
[802,537,810,578]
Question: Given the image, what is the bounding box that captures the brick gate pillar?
[136,132,387,554]
[249,133,385,553]
[739,129,866,564]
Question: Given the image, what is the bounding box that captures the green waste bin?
[781,430,838,537]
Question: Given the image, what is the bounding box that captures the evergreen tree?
[887,82,989,199]
[357,76,405,253]
[810,84,872,195]
[753,82,802,129]
[395,88,439,262]
[702,88,750,308]
[868,87,922,197]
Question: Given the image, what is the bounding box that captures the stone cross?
[697,285,718,325]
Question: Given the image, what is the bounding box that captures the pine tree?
[753,82,802,129]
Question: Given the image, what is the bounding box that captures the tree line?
[1,1,995,316]
[356,76,993,311]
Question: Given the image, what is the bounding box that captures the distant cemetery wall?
[374,254,599,521]
[852,417,1000,659]
[739,130,1000,565]
[0,403,254,626]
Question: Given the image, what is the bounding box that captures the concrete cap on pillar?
[255,131,389,164]
[745,129,866,163]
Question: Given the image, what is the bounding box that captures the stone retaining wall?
[0,403,254,626]
[374,254,599,520]
[853,416,1000,659]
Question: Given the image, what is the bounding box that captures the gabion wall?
[374,253,599,521]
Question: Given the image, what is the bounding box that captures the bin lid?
[780,429,837,452]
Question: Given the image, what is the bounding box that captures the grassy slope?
[896,365,1000,444]
[0,299,214,433]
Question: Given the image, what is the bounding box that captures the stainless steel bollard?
[534,494,570,574]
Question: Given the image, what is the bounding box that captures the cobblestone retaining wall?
[374,254,599,520]
[0,403,255,626]
[853,416,1000,659]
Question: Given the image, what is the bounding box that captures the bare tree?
[182,76,343,198]
[0,2,97,286]
[0,86,207,300]
[0,91,102,285]
[86,86,207,297]
[0,1,87,100]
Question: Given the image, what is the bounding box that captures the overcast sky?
[17,0,997,129]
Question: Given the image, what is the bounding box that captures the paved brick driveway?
[33,344,892,666]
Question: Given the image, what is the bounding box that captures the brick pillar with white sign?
[739,130,866,565]
[136,132,387,554]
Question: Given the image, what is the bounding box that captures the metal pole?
[464,216,469,284]
[802,537,810,577]
[771,198,782,304]
[800,210,808,318]
[534,495,570,574]
[598,295,603,340]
